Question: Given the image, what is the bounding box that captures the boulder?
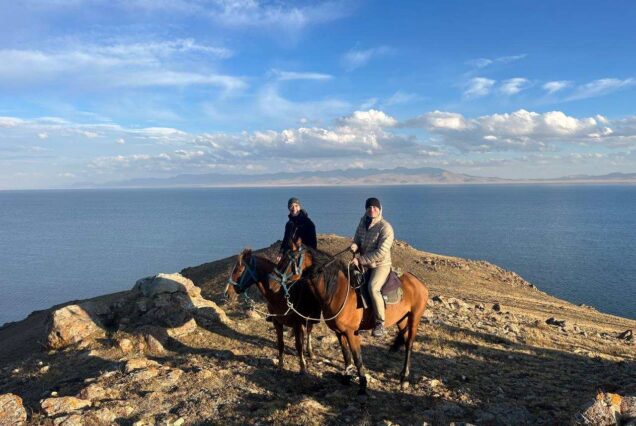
[133,273,201,298]
[622,396,636,418]
[132,272,230,328]
[41,396,91,417]
[574,392,622,425]
[0,393,27,425]
[46,304,106,350]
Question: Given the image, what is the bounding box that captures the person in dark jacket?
[276,197,317,263]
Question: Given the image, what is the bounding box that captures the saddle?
[354,268,403,309]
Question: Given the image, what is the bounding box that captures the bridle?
[227,256,259,293]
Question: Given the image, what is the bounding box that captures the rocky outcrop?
[43,272,230,352]
[0,393,27,425]
[45,304,106,350]
[2,236,635,425]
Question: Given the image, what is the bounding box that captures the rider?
[276,197,317,263]
[350,197,394,337]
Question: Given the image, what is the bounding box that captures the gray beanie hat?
[288,197,301,208]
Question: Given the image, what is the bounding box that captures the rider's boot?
[372,320,385,337]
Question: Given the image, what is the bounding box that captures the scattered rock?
[574,392,622,425]
[78,384,121,401]
[546,317,567,327]
[116,337,135,354]
[41,396,91,417]
[617,329,633,341]
[46,304,106,349]
[621,396,636,419]
[0,393,27,425]
[492,303,502,312]
[125,358,161,373]
[144,332,167,354]
[53,414,84,426]
[166,317,198,338]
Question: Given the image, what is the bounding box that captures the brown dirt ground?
[0,234,634,425]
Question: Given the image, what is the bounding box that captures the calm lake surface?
[1,185,635,325]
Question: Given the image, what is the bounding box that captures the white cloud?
[342,46,392,71]
[403,109,621,152]
[405,111,468,131]
[543,80,572,94]
[256,85,350,121]
[499,78,530,95]
[463,77,496,98]
[337,109,397,128]
[467,54,526,69]
[38,132,49,139]
[0,117,25,127]
[203,0,352,31]
[0,39,245,92]
[271,69,333,81]
[568,78,635,100]
[385,91,422,106]
[4,109,636,187]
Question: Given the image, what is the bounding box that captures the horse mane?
[304,247,350,298]
[238,248,252,263]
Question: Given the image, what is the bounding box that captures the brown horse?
[225,248,321,373]
[281,240,429,394]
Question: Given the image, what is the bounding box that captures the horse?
[280,239,430,394]
[225,248,321,373]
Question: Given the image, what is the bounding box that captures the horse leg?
[336,332,354,380]
[345,330,368,395]
[306,322,314,360]
[274,321,285,370]
[294,323,308,374]
[400,312,420,389]
[390,316,409,352]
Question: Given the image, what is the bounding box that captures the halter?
[269,246,306,296]
[227,256,259,293]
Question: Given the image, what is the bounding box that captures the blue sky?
[1,0,636,189]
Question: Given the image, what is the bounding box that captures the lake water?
[1,185,635,325]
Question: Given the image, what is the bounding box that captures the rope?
[281,262,354,322]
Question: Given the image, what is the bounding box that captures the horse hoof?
[357,388,369,398]
[400,381,410,390]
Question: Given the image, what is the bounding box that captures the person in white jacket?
[350,197,394,337]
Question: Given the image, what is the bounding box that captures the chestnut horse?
[281,240,429,394]
[225,249,321,373]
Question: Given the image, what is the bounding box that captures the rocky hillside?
[0,235,634,425]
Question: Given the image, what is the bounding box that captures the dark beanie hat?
[288,197,301,208]
[365,197,381,209]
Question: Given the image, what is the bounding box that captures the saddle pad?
[357,282,403,308]
[381,271,401,295]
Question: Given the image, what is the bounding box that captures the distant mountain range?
[74,168,636,188]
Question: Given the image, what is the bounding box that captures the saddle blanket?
[357,270,403,309]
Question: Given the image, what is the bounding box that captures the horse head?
[226,248,258,296]
[270,237,315,292]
